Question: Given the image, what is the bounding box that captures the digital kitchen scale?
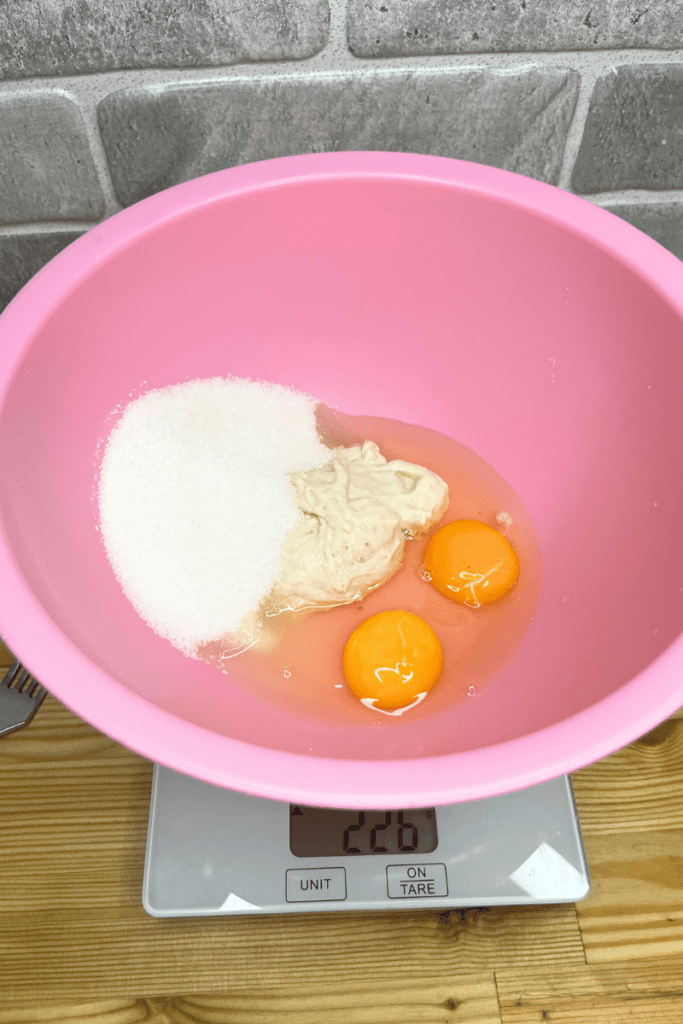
[142,764,590,916]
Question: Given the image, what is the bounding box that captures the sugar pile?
[97,377,331,655]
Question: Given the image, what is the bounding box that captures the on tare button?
[286,867,347,902]
[386,863,448,899]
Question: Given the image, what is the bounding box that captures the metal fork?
[0,660,47,737]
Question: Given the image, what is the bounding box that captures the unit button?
[286,867,347,903]
[387,863,448,899]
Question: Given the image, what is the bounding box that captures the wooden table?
[2,642,683,1024]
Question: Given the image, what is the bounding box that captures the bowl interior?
[2,159,683,776]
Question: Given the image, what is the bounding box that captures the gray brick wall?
[1,0,683,312]
[0,0,330,77]
[0,93,104,225]
[347,0,683,57]
[97,67,578,207]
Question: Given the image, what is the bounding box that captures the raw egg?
[342,609,443,713]
[424,519,519,608]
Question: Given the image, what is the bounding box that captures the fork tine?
[16,668,32,693]
[24,680,44,700]
[2,661,45,698]
[0,659,47,736]
[2,659,22,688]
[7,665,32,693]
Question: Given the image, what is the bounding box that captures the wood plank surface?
[496,959,683,1023]
[571,715,683,964]
[1,666,683,1022]
[571,717,683,835]
[0,980,503,1024]
[165,978,503,1024]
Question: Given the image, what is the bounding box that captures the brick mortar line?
[79,105,123,217]
[0,223,97,237]
[327,0,349,57]
[589,190,683,205]
[557,64,600,191]
[2,45,683,99]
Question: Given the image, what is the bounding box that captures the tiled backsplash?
[2,0,683,310]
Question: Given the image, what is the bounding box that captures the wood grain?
[571,717,683,835]
[496,959,683,1023]
[0,981,502,1024]
[575,830,683,963]
[569,713,683,964]
[0,1003,163,1024]
[166,978,502,1024]
[0,905,584,999]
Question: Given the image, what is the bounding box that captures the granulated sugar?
[97,377,331,655]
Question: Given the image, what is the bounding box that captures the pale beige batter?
[266,440,448,614]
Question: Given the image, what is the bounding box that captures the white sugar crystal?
[98,377,331,654]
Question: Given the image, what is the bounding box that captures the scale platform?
[143,764,590,917]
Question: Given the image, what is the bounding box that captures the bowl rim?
[1,149,683,807]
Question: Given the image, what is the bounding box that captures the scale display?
[290,806,438,857]
[143,765,590,917]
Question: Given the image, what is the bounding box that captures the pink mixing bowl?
[1,151,682,808]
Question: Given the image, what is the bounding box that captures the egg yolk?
[423,519,519,608]
[342,609,443,711]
